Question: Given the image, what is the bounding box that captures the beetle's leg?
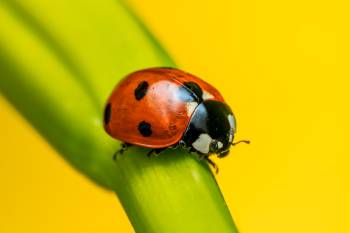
[231,140,250,146]
[113,143,131,160]
[170,140,185,150]
[205,156,219,174]
[177,140,186,149]
[147,148,166,158]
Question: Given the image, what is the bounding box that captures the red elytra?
[103,67,225,148]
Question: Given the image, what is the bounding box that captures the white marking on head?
[228,114,236,132]
[217,141,223,149]
[192,134,212,154]
[202,91,214,100]
[186,102,198,117]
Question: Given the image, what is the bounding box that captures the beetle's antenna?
[231,140,250,146]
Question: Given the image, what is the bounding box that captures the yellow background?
[0,0,349,232]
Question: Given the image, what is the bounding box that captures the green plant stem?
[0,1,239,232]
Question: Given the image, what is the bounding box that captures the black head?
[182,100,236,157]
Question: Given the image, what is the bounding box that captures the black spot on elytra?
[134,81,149,100]
[138,121,152,137]
[184,82,203,99]
[104,103,111,125]
[178,81,203,103]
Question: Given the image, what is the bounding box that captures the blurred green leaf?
[0,1,238,232]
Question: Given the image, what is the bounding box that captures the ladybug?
[103,67,249,172]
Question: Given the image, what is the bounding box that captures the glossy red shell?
[104,67,225,148]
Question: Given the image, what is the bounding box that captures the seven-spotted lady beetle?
[103,67,249,172]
